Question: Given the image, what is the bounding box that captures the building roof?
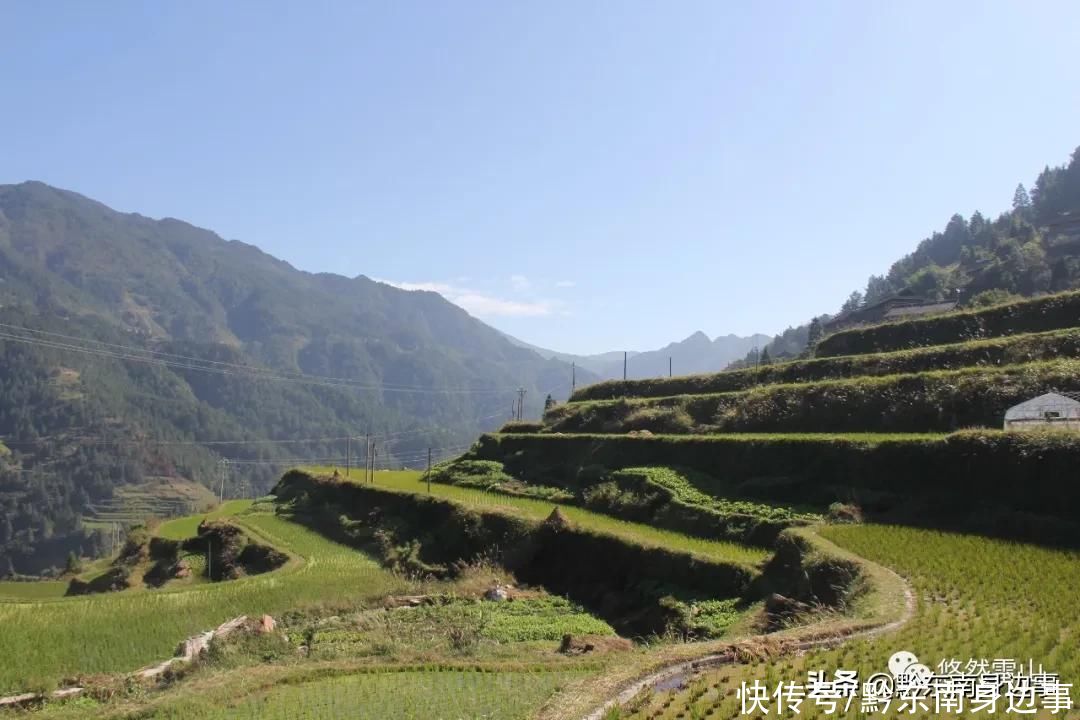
[1004,392,1080,420]
[882,301,958,320]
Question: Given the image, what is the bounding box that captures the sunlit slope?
[0,509,400,694]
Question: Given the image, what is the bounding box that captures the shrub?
[620,406,695,434]
[967,288,1022,309]
[582,481,663,521]
[497,421,544,434]
[65,566,133,596]
[826,502,863,524]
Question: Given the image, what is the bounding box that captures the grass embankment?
[284,469,774,639]
[301,469,768,566]
[816,288,1080,357]
[572,327,1080,402]
[0,510,402,694]
[548,359,1080,435]
[472,431,1080,544]
[431,459,813,547]
[156,500,254,540]
[608,523,1080,719]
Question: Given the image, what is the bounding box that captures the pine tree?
[543,394,555,412]
[64,551,82,576]
[807,318,823,348]
[1013,183,1031,211]
[759,347,771,365]
[840,291,863,314]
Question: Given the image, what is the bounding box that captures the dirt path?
[580,535,916,720]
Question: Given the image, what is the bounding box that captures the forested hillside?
[0,182,588,573]
[731,145,1080,367]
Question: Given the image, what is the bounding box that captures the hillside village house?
[1003,392,1080,431]
[822,293,958,334]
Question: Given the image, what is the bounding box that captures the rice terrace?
[4,13,1080,718]
[1,287,1080,719]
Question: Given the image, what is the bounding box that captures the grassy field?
[606,523,1080,719]
[0,579,69,601]
[37,667,591,720]
[304,469,770,566]
[156,499,255,540]
[0,510,402,694]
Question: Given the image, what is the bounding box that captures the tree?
[543,394,555,412]
[64,551,82,576]
[759,347,771,365]
[806,318,823,349]
[1013,183,1031,211]
[864,275,893,305]
[840,291,863,314]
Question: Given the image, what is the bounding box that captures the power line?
[0,322,524,393]
[0,411,508,449]
[0,328,520,395]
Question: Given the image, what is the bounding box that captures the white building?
[1003,392,1080,431]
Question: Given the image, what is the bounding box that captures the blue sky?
[3,2,1078,354]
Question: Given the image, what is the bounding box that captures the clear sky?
[3,2,1078,355]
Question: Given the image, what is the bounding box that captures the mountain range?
[0,181,600,571]
[506,331,771,380]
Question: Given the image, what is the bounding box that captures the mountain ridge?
[504,329,771,380]
[0,180,595,573]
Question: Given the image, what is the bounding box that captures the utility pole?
[371,443,378,482]
[207,536,212,582]
[346,435,351,477]
[571,362,576,395]
[623,352,628,381]
[515,388,527,421]
[426,447,432,493]
[669,356,672,378]
[218,459,228,503]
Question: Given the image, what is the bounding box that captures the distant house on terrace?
[822,293,958,333]
[1003,392,1080,431]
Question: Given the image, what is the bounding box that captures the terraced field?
[142,668,592,720]
[0,508,402,693]
[81,478,218,531]
[9,290,1080,719]
[430,290,1080,718]
[303,468,769,566]
[546,359,1080,435]
[604,523,1080,719]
